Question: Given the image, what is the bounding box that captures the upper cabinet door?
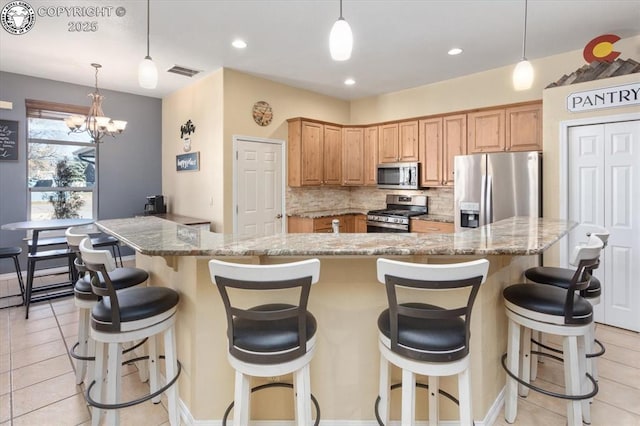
[506,103,542,152]
[378,123,399,163]
[399,120,419,161]
[443,114,467,186]
[342,127,364,185]
[364,126,379,186]
[419,117,443,187]
[323,124,342,185]
[300,121,324,186]
[468,109,505,153]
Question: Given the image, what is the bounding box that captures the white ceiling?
[1,0,639,100]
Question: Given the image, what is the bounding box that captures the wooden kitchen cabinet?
[288,118,342,187]
[354,214,367,233]
[419,117,443,187]
[399,120,419,162]
[288,214,356,233]
[419,115,467,187]
[468,109,505,153]
[364,126,378,186]
[410,219,454,234]
[506,103,542,152]
[378,123,399,163]
[443,114,467,186]
[378,121,419,163]
[323,124,342,185]
[467,102,542,154]
[342,127,365,185]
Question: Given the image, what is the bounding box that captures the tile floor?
[2,269,640,425]
[1,270,171,426]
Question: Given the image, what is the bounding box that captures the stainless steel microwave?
[377,162,419,190]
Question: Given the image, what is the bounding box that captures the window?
[27,99,96,220]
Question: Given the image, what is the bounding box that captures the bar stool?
[502,234,603,426]
[208,258,321,426]
[65,227,149,385]
[79,237,181,426]
[524,231,609,381]
[24,244,74,318]
[375,258,489,426]
[0,247,26,307]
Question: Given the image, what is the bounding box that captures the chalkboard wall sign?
[0,119,19,161]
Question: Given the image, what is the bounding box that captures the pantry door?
[568,120,640,331]
[234,136,285,236]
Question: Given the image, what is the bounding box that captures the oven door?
[366,221,408,233]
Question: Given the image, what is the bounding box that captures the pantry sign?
[567,82,640,112]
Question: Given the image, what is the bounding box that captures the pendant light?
[138,0,158,89]
[512,0,534,90]
[329,0,353,61]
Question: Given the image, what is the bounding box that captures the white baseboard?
[178,386,506,426]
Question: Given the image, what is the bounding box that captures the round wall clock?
[252,101,273,126]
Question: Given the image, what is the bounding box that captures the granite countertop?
[96,216,576,257]
[411,214,454,223]
[287,209,367,219]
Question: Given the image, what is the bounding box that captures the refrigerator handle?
[480,174,487,226]
[486,174,493,224]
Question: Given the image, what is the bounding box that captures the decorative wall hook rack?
[180,120,195,139]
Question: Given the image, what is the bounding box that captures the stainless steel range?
[367,194,427,233]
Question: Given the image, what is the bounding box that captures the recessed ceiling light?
[344,78,356,85]
[448,48,463,55]
[232,39,247,49]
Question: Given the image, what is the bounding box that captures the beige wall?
[162,69,224,230]
[221,69,351,231]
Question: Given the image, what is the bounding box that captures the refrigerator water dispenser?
[459,202,480,228]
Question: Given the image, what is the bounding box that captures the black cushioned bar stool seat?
[233,303,317,354]
[91,286,179,332]
[503,284,593,325]
[0,246,25,307]
[75,267,149,301]
[377,302,467,361]
[525,267,601,298]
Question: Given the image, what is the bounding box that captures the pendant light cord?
[521,0,528,60]
[145,0,151,59]
[339,0,344,19]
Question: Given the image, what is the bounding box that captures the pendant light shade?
[138,0,157,89]
[329,0,353,61]
[138,56,158,89]
[513,59,534,91]
[512,0,534,90]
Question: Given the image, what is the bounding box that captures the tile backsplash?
[287,186,453,216]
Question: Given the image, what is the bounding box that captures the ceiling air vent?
[167,65,201,78]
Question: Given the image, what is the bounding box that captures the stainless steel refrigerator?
[454,151,541,232]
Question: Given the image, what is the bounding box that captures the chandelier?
[65,63,127,143]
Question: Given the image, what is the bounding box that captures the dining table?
[1,218,95,254]
[1,218,94,315]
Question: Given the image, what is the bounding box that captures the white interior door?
[234,137,284,236]
[568,120,640,331]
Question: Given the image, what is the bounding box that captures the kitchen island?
[96,216,576,424]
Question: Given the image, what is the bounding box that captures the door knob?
[276,214,283,219]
